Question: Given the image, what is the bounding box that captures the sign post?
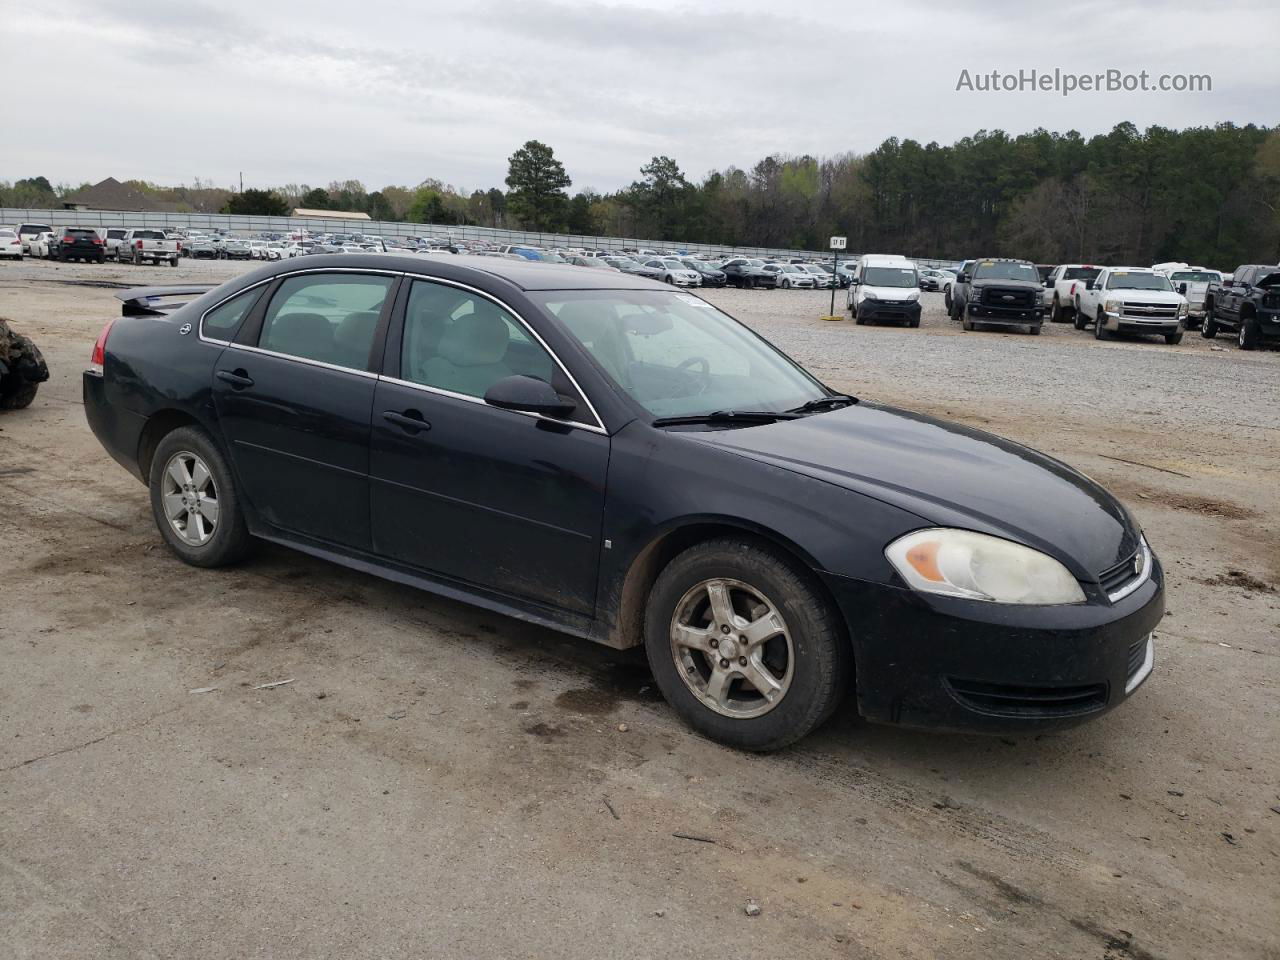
[825,236,847,320]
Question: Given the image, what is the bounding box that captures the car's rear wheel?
[644,539,848,751]
[149,426,254,568]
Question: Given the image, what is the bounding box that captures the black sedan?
[679,258,728,287]
[83,256,1162,750]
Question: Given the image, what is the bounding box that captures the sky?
[3,0,1278,195]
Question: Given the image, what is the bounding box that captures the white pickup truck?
[1073,266,1188,344]
[1042,264,1102,322]
[1153,264,1221,329]
[120,228,181,267]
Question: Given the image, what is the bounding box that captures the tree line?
[4,122,1277,267]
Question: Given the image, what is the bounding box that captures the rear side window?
[259,273,392,370]
[202,287,265,341]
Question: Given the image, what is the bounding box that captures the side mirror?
[958,273,970,283]
[483,375,577,418]
[849,277,860,285]
[1084,279,1095,290]
[1044,278,1054,287]
[1178,282,1188,295]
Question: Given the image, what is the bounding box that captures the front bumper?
[967,302,1044,325]
[1102,311,1183,335]
[860,300,922,322]
[822,557,1164,732]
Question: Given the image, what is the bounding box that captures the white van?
[847,256,922,326]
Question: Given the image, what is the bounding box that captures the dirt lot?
[2,257,1277,960]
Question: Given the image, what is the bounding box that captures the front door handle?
[383,409,431,433]
[216,369,254,388]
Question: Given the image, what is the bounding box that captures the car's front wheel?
[644,539,849,751]
[149,426,254,567]
[1238,316,1260,350]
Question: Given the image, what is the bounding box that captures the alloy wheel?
[669,578,794,719]
[160,450,219,546]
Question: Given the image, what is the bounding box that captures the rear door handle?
[216,369,254,388]
[383,410,431,433]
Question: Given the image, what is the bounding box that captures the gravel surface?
[1,257,1277,960]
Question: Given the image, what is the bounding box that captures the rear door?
[369,277,609,615]
[1228,267,1252,321]
[212,270,397,551]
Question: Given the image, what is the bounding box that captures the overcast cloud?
[3,0,1277,194]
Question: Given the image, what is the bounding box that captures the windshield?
[1169,271,1218,283]
[973,261,1039,282]
[1107,272,1173,291]
[534,290,826,419]
[863,266,918,287]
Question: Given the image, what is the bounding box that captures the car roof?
[257,252,667,291]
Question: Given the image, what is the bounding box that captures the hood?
[1110,288,1182,302]
[688,403,1139,579]
[1256,270,1280,288]
[972,277,1040,290]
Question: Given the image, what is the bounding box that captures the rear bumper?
[823,558,1164,733]
[83,371,146,482]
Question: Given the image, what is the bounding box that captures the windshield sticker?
[675,293,713,307]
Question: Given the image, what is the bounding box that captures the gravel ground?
[1,257,1277,960]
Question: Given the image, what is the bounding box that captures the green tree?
[222,189,290,216]
[300,187,331,209]
[505,140,571,231]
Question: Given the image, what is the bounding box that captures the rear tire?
[148,426,254,568]
[643,538,849,752]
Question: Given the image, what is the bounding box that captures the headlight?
[1177,302,1188,317]
[885,528,1086,605]
[1104,299,1122,314]
[906,291,920,301]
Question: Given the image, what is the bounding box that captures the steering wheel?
[675,356,711,396]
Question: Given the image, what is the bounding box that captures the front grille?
[1126,638,1148,680]
[1120,301,1178,320]
[946,678,1108,718]
[981,286,1035,308]
[1099,550,1140,595]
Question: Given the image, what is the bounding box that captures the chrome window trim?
[196,266,608,432]
[396,271,607,433]
[377,375,606,435]
[1108,537,1153,604]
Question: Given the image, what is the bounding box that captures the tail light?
[176,241,182,251]
[63,236,74,244]
[89,319,115,376]
[136,239,144,249]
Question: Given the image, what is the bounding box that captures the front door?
[212,271,396,550]
[369,278,609,615]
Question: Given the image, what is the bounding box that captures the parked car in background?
[99,228,129,261]
[567,255,620,272]
[1160,266,1221,329]
[604,256,664,281]
[719,257,776,289]
[14,223,53,254]
[1043,264,1103,323]
[53,227,107,263]
[800,264,834,288]
[918,267,954,292]
[120,229,179,266]
[679,258,727,287]
[1,228,24,260]
[189,238,221,260]
[1203,265,1280,350]
[952,259,1046,334]
[223,239,253,260]
[770,263,816,289]
[642,258,702,287]
[82,254,1162,750]
[944,260,974,314]
[27,231,56,259]
[848,257,921,326]
[1073,267,1187,344]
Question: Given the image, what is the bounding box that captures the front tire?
[1094,310,1110,340]
[148,426,254,568]
[1238,316,1260,350]
[643,539,849,752]
[1202,314,1219,338]
[1165,331,1183,345]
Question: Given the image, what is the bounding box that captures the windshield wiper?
[651,409,800,427]
[789,393,858,414]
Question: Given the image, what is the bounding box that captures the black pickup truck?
[949,258,1046,334]
[1203,265,1280,350]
